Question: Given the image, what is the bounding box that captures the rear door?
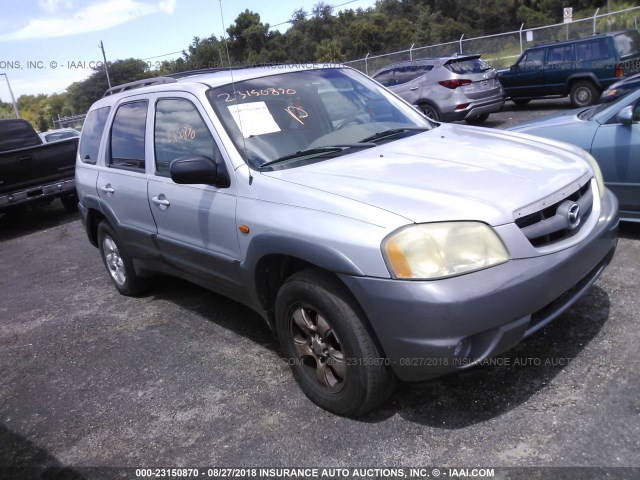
[389,64,433,105]
[147,94,243,298]
[96,97,157,259]
[543,44,573,95]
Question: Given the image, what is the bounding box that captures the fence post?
[593,7,600,34]
[364,53,370,75]
[519,23,524,54]
[459,34,464,54]
[409,43,415,61]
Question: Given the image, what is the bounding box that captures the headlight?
[382,222,509,280]
[583,152,605,199]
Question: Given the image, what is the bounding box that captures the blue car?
[510,88,640,222]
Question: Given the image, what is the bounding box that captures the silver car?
[76,65,617,417]
[372,55,504,124]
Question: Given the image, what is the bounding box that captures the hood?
[509,107,592,130]
[261,123,592,227]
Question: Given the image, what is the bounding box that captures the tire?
[570,81,598,107]
[419,103,440,122]
[60,194,78,213]
[512,98,531,106]
[275,270,396,417]
[465,113,489,125]
[97,221,147,296]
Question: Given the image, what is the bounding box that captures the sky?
[0,0,378,100]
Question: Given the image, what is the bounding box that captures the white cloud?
[158,0,176,14]
[37,0,75,14]
[1,0,175,41]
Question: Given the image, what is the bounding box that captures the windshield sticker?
[285,106,308,125]
[227,102,281,138]
[218,88,297,103]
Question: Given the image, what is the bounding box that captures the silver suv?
[76,65,618,417]
[372,55,504,124]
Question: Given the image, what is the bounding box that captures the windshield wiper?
[260,143,376,168]
[360,127,430,143]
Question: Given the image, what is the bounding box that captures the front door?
[146,95,243,298]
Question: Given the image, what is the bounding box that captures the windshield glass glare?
[207,68,431,168]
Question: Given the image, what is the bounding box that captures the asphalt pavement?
[1,99,639,479]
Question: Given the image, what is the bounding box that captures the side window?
[575,39,609,62]
[394,65,431,85]
[546,45,572,66]
[154,98,219,177]
[373,70,394,87]
[79,106,111,164]
[109,101,148,170]
[519,49,544,70]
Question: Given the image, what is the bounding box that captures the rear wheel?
[97,221,147,296]
[570,81,598,107]
[275,270,395,417]
[465,113,489,125]
[419,103,440,122]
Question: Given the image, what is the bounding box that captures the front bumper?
[339,189,619,381]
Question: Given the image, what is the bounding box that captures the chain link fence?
[345,6,640,74]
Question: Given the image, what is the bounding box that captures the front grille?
[516,182,593,248]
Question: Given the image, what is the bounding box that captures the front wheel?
[275,270,395,417]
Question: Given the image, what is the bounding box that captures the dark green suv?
[499,30,640,107]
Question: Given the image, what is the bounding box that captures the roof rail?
[166,64,283,79]
[103,76,177,96]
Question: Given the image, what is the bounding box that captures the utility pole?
[99,41,112,89]
[0,73,20,118]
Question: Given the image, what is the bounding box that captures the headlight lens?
[383,222,509,280]
[584,152,605,199]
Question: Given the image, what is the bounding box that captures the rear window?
[79,107,111,164]
[615,31,640,57]
[0,120,41,152]
[575,38,610,62]
[393,65,432,85]
[445,58,492,74]
[109,101,148,170]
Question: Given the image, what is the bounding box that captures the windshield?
[207,68,431,169]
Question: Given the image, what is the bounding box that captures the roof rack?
[103,76,177,96]
[166,64,286,79]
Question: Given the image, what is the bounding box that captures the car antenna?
[218,0,253,185]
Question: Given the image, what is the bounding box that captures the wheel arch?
[565,74,601,94]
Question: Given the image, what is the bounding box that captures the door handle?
[410,86,419,91]
[151,195,170,210]
[100,184,115,195]
[17,155,33,162]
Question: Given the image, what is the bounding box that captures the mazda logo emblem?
[567,203,580,227]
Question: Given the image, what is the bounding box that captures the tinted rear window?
[0,120,41,152]
[615,31,640,57]
[575,38,609,61]
[445,58,491,74]
[79,107,111,163]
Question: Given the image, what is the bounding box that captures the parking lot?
[1,100,639,477]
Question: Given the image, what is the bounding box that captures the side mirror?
[510,64,518,72]
[616,105,634,126]
[170,156,230,188]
